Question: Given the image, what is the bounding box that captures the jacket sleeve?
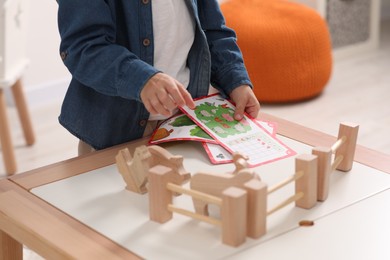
[57,0,158,101]
[197,0,252,95]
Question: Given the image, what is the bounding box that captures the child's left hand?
[229,85,260,120]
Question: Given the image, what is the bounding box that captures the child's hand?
[229,85,260,120]
[141,73,196,116]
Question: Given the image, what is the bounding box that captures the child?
[57,0,260,155]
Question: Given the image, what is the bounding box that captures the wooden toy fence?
[148,155,318,247]
[118,122,359,247]
[148,164,255,247]
[266,122,359,217]
[313,122,359,200]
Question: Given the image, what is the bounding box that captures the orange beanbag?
[221,0,333,103]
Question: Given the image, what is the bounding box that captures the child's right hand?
[140,73,196,117]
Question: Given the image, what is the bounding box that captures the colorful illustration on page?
[203,120,278,164]
[202,142,233,164]
[149,113,218,145]
[180,94,296,167]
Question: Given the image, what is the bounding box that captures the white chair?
[0,0,34,175]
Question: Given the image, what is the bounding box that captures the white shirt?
[149,0,196,121]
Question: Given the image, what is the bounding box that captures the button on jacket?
[57,0,252,150]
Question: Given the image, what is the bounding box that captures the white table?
[1,113,389,259]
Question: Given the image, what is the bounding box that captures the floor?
[1,19,389,260]
[2,20,389,178]
[263,19,390,156]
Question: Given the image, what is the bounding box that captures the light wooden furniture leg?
[0,89,17,175]
[0,230,23,260]
[11,79,35,146]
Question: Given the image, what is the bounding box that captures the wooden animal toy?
[190,169,260,216]
[116,145,190,194]
[115,145,151,194]
[148,145,190,185]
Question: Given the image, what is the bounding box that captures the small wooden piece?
[148,165,176,223]
[221,187,247,247]
[190,170,260,216]
[312,146,332,201]
[244,179,267,239]
[295,154,318,209]
[299,220,315,227]
[232,152,249,174]
[334,122,359,172]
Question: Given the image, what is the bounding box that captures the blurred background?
[1,0,389,177]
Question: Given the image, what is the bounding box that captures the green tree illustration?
[170,114,213,140]
[190,126,213,140]
[170,115,195,126]
[195,103,251,138]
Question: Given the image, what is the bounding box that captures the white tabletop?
[227,188,390,260]
[31,136,390,259]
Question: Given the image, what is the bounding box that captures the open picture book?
[149,93,296,167]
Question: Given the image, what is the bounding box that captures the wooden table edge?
[0,179,142,260]
[9,112,390,191]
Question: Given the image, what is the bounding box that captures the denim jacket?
[57,0,252,150]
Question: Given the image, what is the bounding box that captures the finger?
[143,99,159,115]
[158,91,179,111]
[149,96,172,116]
[234,102,246,121]
[246,105,260,119]
[164,82,186,107]
[246,100,261,118]
[178,86,196,109]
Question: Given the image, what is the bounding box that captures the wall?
[382,0,390,20]
[22,0,70,106]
